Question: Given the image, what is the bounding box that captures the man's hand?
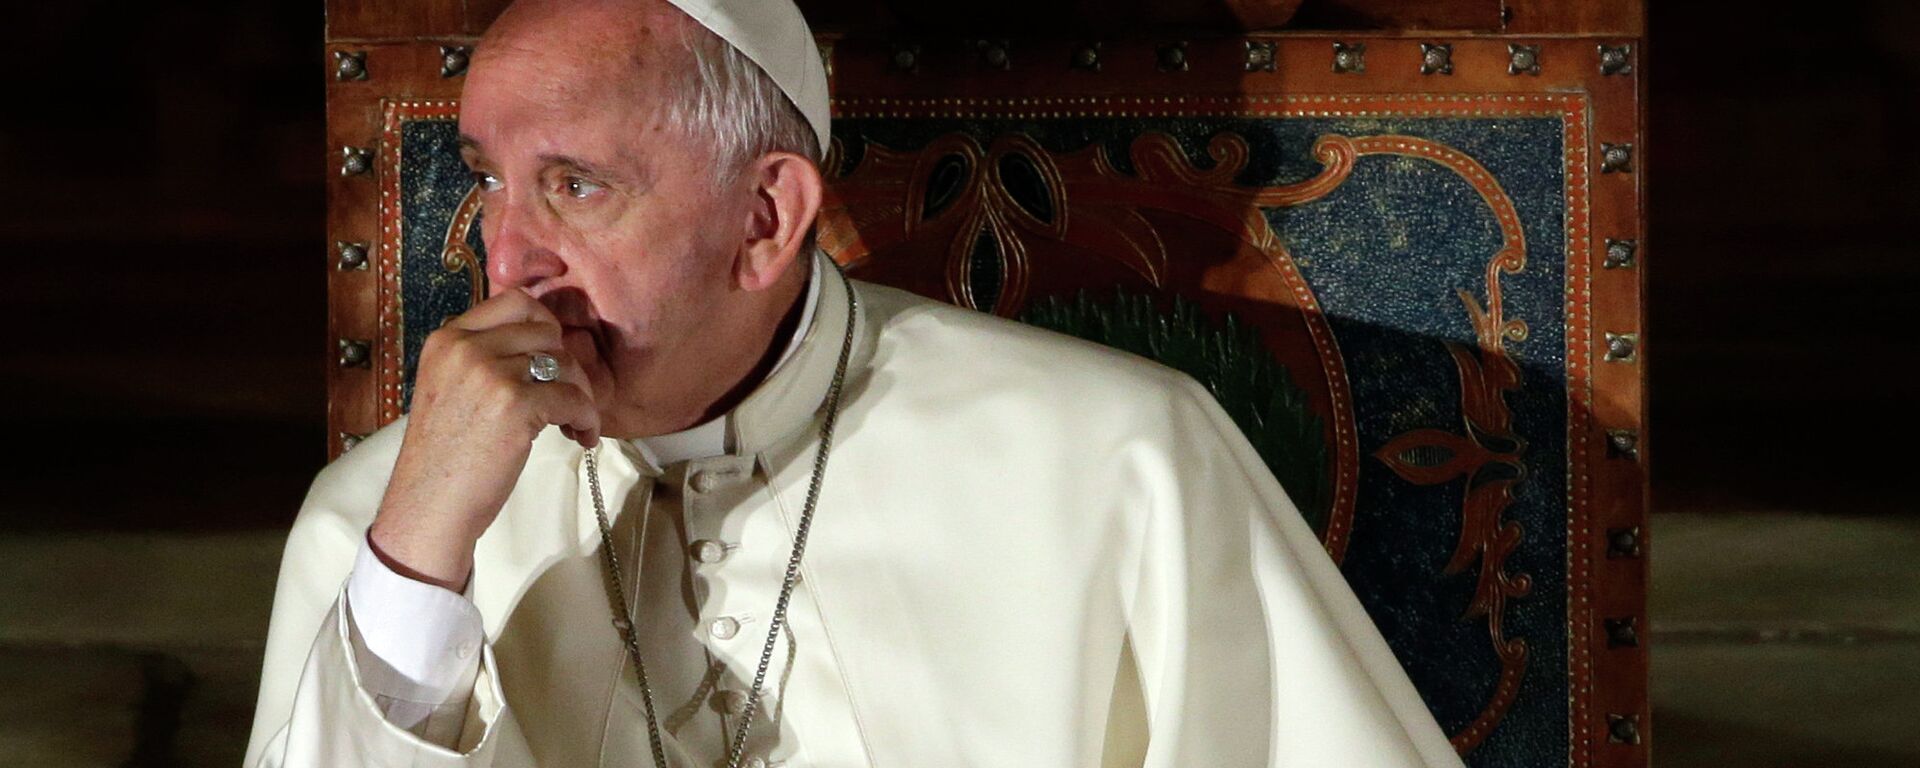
[368,289,602,591]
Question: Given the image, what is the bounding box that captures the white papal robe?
[244,248,1465,768]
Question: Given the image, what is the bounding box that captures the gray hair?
[663,20,823,256]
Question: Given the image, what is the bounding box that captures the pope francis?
[245,0,1466,766]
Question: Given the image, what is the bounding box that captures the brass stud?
[1599,44,1633,76]
[1333,42,1366,74]
[1602,142,1634,173]
[440,45,471,78]
[1157,41,1189,72]
[1245,40,1276,72]
[1604,238,1638,269]
[1070,43,1102,72]
[1508,43,1541,76]
[334,50,368,81]
[889,44,920,73]
[974,39,1011,70]
[339,432,367,452]
[1606,429,1640,461]
[338,339,372,368]
[1607,714,1642,745]
[340,146,373,177]
[1420,43,1453,75]
[336,241,369,271]
[1604,332,1638,363]
[1605,617,1640,648]
[1607,526,1641,559]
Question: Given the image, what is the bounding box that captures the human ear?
[733,150,824,292]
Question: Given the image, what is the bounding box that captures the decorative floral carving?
[443,186,486,308]
[1362,136,1533,754]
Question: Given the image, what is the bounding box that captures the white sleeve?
[245,421,524,768]
[343,529,487,748]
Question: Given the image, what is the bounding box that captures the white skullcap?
[662,0,831,160]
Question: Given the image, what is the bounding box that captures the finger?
[465,320,565,357]
[449,287,561,332]
[509,345,593,396]
[520,377,601,448]
[502,349,600,446]
[419,319,564,389]
[548,351,600,447]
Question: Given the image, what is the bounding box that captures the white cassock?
[243,248,1465,768]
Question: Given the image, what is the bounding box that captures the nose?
[481,193,567,293]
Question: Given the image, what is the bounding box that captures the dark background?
[5,3,325,532]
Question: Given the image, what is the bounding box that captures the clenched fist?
[367,288,603,590]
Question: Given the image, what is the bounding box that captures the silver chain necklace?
[585,265,858,768]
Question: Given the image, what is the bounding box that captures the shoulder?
[852,280,1217,432]
[308,417,410,516]
[859,281,1196,392]
[283,416,412,555]
[846,281,1283,513]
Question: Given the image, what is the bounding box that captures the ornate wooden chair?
[322,2,1649,765]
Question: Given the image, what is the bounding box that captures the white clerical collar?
[629,252,823,470]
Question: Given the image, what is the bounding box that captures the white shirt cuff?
[343,530,486,711]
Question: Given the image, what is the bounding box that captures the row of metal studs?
[876,40,1633,77]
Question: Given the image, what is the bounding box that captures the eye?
[470,170,502,192]
[562,176,604,200]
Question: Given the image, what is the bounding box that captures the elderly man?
[245,0,1463,766]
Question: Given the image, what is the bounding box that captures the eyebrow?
[538,153,627,182]
[456,135,643,187]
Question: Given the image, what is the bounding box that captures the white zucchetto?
[663,0,831,158]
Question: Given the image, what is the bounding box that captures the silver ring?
[528,353,560,383]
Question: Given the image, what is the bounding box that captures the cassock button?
[714,688,751,716]
[709,616,741,640]
[691,539,730,564]
[456,642,477,660]
[691,470,724,494]
[746,758,768,768]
